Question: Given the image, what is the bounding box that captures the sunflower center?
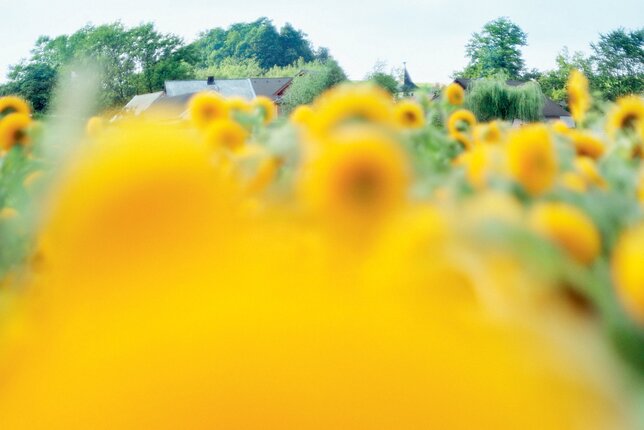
[620,113,639,130]
[1,107,16,116]
[14,129,26,144]
[404,111,417,124]
[346,165,381,208]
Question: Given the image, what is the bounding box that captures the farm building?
[122,76,293,118]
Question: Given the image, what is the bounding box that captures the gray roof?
[165,79,256,100]
[165,77,293,101]
[123,91,164,115]
[249,78,292,99]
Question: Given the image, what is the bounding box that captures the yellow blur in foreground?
[0,85,642,429]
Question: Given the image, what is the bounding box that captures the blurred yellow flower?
[606,95,644,142]
[569,131,605,159]
[567,70,590,125]
[253,96,277,124]
[298,126,410,222]
[560,172,587,193]
[0,95,30,117]
[529,202,601,265]
[465,145,489,189]
[506,125,558,196]
[552,120,571,135]
[310,84,394,135]
[85,116,105,138]
[473,121,502,145]
[204,118,248,153]
[444,83,465,106]
[290,104,314,126]
[0,113,32,150]
[448,109,477,149]
[394,99,425,129]
[188,91,229,129]
[613,223,644,324]
[226,96,252,113]
[574,156,607,189]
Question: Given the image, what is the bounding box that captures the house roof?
[165,79,256,100]
[123,91,164,115]
[164,77,293,101]
[249,78,292,99]
[453,78,570,118]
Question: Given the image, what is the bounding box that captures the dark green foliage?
[280,60,347,113]
[0,62,57,112]
[458,17,528,79]
[191,18,323,70]
[368,73,399,94]
[591,28,644,100]
[3,22,193,111]
[365,62,399,94]
[465,78,544,122]
[537,48,594,107]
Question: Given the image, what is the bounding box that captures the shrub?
[465,78,545,122]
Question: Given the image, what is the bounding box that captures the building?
[122,76,293,119]
[452,78,573,125]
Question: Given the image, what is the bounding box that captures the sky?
[1,0,642,84]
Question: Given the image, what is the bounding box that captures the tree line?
[455,17,643,105]
[0,18,330,112]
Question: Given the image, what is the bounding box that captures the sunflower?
[0,95,30,117]
[529,202,601,265]
[188,91,230,129]
[567,70,591,125]
[253,96,277,124]
[606,95,644,142]
[612,223,644,324]
[560,172,587,193]
[574,156,607,189]
[226,97,252,114]
[244,156,282,195]
[473,121,502,145]
[0,113,32,150]
[444,83,465,106]
[552,120,571,135]
[505,124,558,196]
[309,84,394,136]
[448,109,477,149]
[393,100,425,129]
[465,144,489,189]
[569,130,605,159]
[298,126,410,221]
[204,118,248,153]
[86,116,105,138]
[290,105,314,127]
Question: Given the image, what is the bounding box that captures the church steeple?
[401,62,419,93]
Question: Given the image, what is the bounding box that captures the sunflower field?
[0,71,644,429]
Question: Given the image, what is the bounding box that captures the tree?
[3,22,193,111]
[466,77,544,122]
[459,17,528,79]
[365,61,399,94]
[1,62,57,112]
[192,18,319,71]
[591,28,644,99]
[537,48,594,107]
[280,60,347,113]
[279,23,315,66]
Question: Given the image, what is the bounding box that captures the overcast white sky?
[1,0,642,84]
